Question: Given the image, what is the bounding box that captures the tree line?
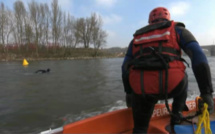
[0,0,108,59]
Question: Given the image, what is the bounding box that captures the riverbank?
[0,56,122,62]
[0,48,125,62]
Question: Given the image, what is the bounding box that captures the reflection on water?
[0,57,214,133]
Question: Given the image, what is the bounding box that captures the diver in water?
[35,68,50,74]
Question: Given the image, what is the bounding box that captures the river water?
[0,57,215,133]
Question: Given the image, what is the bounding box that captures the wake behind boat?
[40,98,215,134]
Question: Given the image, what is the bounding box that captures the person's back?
[130,20,186,95]
[122,7,214,133]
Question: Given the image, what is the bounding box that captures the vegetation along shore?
[0,0,127,61]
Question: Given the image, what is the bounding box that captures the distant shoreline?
[0,47,126,62]
[0,56,123,62]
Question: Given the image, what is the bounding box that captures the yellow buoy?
[23,58,29,66]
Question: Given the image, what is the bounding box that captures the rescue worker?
[122,7,214,133]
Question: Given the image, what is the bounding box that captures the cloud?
[58,0,73,13]
[95,0,117,8]
[168,2,190,17]
[105,30,129,48]
[195,27,215,45]
[106,30,116,38]
[102,14,122,25]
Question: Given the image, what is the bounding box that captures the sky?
[1,0,215,48]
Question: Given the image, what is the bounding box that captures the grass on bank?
[0,45,124,61]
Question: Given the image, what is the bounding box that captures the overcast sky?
[1,0,215,48]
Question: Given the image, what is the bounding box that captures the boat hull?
[63,99,215,133]
[41,98,215,134]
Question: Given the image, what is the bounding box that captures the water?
[0,57,215,134]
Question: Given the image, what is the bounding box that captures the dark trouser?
[131,75,188,134]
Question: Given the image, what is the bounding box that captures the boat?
[40,98,215,134]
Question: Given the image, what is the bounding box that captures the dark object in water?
[35,68,50,74]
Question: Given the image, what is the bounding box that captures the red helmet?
[148,7,170,24]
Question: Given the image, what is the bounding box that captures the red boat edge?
[40,98,215,134]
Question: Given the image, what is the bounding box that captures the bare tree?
[93,29,107,51]
[74,13,107,49]
[73,18,83,48]
[61,12,75,47]
[38,3,50,46]
[61,12,67,46]
[0,3,14,53]
[0,3,6,46]
[91,13,107,55]
[24,22,33,51]
[51,0,62,46]
[0,0,109,58]
[74,17,89,48]
[28,0,40,54]
[43,3,50,47]
[6,10,15,45]
[84,17,93,48]
[67,14,75,47]
[14,0,26,45]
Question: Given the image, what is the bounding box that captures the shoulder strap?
[133,46,181,58]
[133,21,172,36]
[175,22,185,28]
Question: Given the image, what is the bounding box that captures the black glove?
[126,94,132,108]
[200,94,214,114]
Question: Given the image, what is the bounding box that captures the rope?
[195,103,212,134]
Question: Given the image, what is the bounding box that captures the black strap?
[180,58,190,67]
[160,54,190,68]
[133,46,180,58]
[158,42,163,96]
[140,70,145,97]
[128,54,189,70]
[133,21,172,36]
[140,45,145,97]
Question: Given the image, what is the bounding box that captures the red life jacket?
[129,21,186,95]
